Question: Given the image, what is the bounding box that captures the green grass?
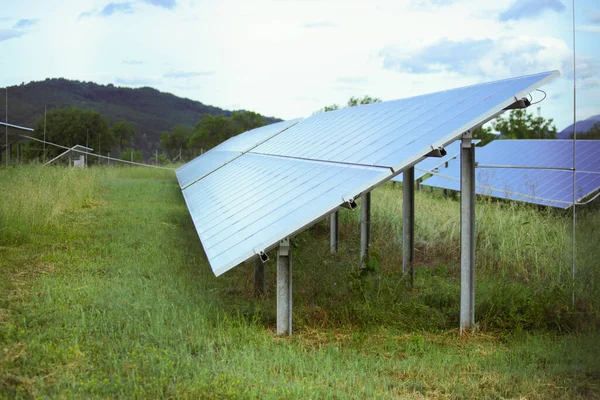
[1,166,599,398]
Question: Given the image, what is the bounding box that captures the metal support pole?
[460,135,476,333]
[403,167,415,285]
[254,257,266,296]
[330,211,339,254]
[360,191,371,269]
[277,238,292,335]
[7,144,12,163]
[16,144,21,163]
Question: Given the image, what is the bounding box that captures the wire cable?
[18,134,175,171]
[571,0,577,308]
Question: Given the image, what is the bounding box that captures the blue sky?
[1,0,598,131]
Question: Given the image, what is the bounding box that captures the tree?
[111,121,136,152]
[473,125,496,146]
[317,95,381,113]
[346,95,382,107]
[119,147,144,163]
[492,108,557,139]
[29,106,113,162]
[571,122,600,140]
[230,111,266,133]
[160,125,192,159]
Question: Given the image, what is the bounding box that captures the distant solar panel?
[475,139,600,172]
[176,119,301,189]
[423,140,600,208]
[177,71,560,275]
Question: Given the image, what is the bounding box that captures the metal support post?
[7,144,12,163]
[460,135,476,333]
[254,257,266,296]
[277,238,292,335]
[16,144,21,163]
[403,167,415,285]
[330,211,339,254]
[360,192,371,269]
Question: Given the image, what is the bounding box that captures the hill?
[4,78,280,154]
[557,114,600,138]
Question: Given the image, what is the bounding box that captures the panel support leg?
[403,167,415,286]
[277,238,292,335]
[460,135,476,333]
[254,257,266,296]
[16,144,21,163]
[330,211,339,254]
[360,192,371,269]
[7,144,12,163]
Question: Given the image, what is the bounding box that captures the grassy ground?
[0,165,599,398]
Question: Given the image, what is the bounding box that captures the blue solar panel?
[251,72,559,172]
[177,71,560,275]
[423,140,600,208]
[176,119,301,188]
[475,139,600,172]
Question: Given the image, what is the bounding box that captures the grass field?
[1,165,599,398]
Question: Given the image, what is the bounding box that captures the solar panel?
[178,71,560,275]
[474,139,600,172]
[182,154,388,275]
[250,72,558,171]
[423,141,600,208]
[175,119,301,188]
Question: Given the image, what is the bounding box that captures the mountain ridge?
[3,78,281,154]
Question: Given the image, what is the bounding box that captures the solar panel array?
[423,140,600,208]
[176,71,559,276]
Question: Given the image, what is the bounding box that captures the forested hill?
[5,78,280,153]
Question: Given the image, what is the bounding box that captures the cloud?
[101,2,135,16]
[380,37,571,80]
[561,55,600,90]
[336,76,367,84]
[163,70,213,79]
[13,19,39,29]
[140,0,176,9]
[0,29,24,42]
[589,9,600,24]
[79,2,136,18]
[303,21,337,28]
[499,0,565,21]
[576,25,600,34]
[123,60,144,65]
[78,11,94,19]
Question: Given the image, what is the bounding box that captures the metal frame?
[277,238,292,335]
[460,134,476,332]
[402,167,415,285]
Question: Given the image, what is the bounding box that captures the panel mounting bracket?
[340,196,357,210]
[279,238,290,257]
[504,97,531,110]
[462,130,473,148]
[425,146,447,158]
[254,249,269,263]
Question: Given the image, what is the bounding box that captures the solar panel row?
[423,140,600,208]
[176,71,560,276]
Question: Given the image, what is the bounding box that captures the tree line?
[159,111,267,160]
[16,98,594,166]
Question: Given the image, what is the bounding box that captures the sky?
[1,0,599,131]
